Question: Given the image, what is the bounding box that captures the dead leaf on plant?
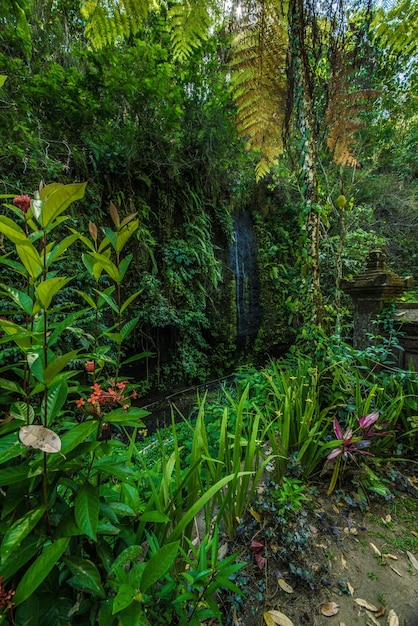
[354,598,378,611]
[19,425,61,453]
[263,609,294,626]
[321,601,339,616]
[387,608,399,626]
[277,577,294,594]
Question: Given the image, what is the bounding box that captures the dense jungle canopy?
[1,0,418,393]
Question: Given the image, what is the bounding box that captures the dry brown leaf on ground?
[347,581,355,596]
[277,577,294,593]
[263,610,294,626]
[387,608,399,626]
[354,598,378,611]
[341,554,348,569]
[365,609,380,625]
[369,542,381,557]
[389,564,403,576]
[407,550,418,571]
[321,601,339,616]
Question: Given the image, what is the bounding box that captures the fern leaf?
[81,0,150,48]
[168,0,217,61]
[230,0,288,178]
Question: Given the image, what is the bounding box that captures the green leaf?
[118,254,133,282]
[120,351,153,366]
[139,511,170,523]
[15,241,43,279]
[74,483,99,540]
[75,289,97,310]
[116,221,138,253]
[13,537,70,605]
[110,546,143,575]
[120,290,142,315]
[46,234,79,266]
[120,317,140,341]
[59,421,99,456]
[0,536,42,581]
[118,601,147,626]
[42,379,68,425]
[0,75,6,88]
[41,182,87,227]
[105,407,148,427]
[0,465,33,487]
[112,583,136,614]
[0,433,23,464]
[0,215,27,244]
[0,284,33,315]
[87,252,119,282]
[1,506,45,563]
[43,350,79,384]
[0,378,25,396]
[63,555,106,598]
[141,541,180,593]
[95,289,118,313]
[10,401,34,423]
[35,277,73,310]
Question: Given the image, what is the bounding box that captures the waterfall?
[229,211,261,342]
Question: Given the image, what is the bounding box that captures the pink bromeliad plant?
[326,412,389,495]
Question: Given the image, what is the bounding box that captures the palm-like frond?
[371,0,418,57]
[230,1,288,180]
[80,0,150,48]
[168,0,218,60]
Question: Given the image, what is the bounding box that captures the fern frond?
[81,0,150,48]
[371,0,418,57]
[230,0,288,178]
[326,54,380,167]
[168,0,218,61]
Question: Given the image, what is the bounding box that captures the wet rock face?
[229,211,262,342]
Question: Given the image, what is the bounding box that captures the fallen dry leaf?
[365,610,380,625]
[341,554,348,569]
[369,542,381,557]
[263,609,294,626]
[387,608,399,626]
[277,578,294,594]
[250,507,261,522]
[347,581,355,596]
[321,602,339,616]
[383,553,398,560]
[376,606,386,618]
[407,550,418,571]
[217,543,228,559]
[354,598,378,611]
[389,565,403,577]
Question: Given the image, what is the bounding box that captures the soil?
[221,482,418,626]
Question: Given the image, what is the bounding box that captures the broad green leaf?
[99,599,115,626]
[0,535,43,581]
[43,350,79,384]
[0,378,25,395]
[0,284,33,315]
[13,537,70,605]
[16,241,43,279]
[105,407,148,427]
[118,601,147,626]
[10,401,34,423]
[74,483,99,540]
[141,541,180,593]
[0,255,27,277]
[63,555,106,598]
[116,221,138,253]
[35,277,73,310]
[120,317,140,341]
[0,215,27,244]
[91,459,137,484]
[87,252,119,282]
[95,289,118,313]
[1,506,45,563]
[41,182,86,227]
[58,421,98,456]
[102,227,117,250]
[120,351,153,366]
[120,290,142,315]
[118,254,133,282]
[0,75,6,87]
[0,433,24,464]
[120,484,142,513]
[110,546,143,575]
[0,465,33,487]
[139,511,170,523]
[112,584,136,614]
[41,379,68,425]
[75,289,97,310]
[45,234,79,266]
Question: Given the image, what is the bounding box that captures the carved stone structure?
[341,250,413,350]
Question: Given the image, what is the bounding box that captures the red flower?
[85,360,95,373]
[75,398,85,408]
[13,195,31,213]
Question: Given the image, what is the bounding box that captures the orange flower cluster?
[13,195,31,213]
[76,379,138,418]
